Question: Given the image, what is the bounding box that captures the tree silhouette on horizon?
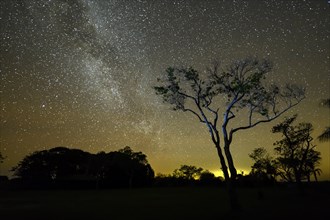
[173,165,203,180]
[272,115,321,183]
[249,147,277,182]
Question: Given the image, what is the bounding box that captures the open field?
[1,185,330,220]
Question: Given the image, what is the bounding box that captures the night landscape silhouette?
[1,1,329,219]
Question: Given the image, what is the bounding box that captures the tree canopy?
[173,165,203,180]
[249,147,277,182]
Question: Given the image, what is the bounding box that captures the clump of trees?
[154,165,223,187]
[249,115,322,184]
[11,146,154,189]
[11,147,224,189]
[173,165,203,180]
[272,115,321,183]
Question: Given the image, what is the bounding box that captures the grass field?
[1,185,329,220]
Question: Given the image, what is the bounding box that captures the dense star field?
[0,0,329,179]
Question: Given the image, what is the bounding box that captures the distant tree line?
[154,165,223,187]
[6,147,224,190]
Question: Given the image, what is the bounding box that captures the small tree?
[249,147,277,181]
[154,58,305,209]
[272,115,321,183]
[199,170,222,186]
[173,165,203,180]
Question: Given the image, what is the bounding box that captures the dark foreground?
[1,184,330,220]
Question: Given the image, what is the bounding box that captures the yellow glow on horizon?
[211,170,223,178]
[211,169,251,178]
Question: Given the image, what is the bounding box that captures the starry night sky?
[1,0,329,179]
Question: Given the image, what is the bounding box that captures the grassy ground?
[0,185,329,220]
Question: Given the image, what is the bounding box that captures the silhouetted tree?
[117,146,154,187]
[90,146,154,188]
[199,170,216,180]
[173,165,203,180]
[318,98,330,142]
[303,151,322,183]
[11,147,91,182]
[199,170,222,186]
[154,57,305,209]
[249,147,277,182]
[11,150,54,181]
[272,115,321,183]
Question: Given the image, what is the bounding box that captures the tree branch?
[183,108,205,123]
[177,91,196,101]
[194,100,218,145]
[230,98,304,136]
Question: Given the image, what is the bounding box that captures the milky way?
[1,0,329,179]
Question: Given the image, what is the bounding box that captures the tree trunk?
[294,170,305,195]
[224,144,237,180]
[227,179,241,210]
[313,171,318,182]
[215,144,240,210]
[215,145,229,180]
